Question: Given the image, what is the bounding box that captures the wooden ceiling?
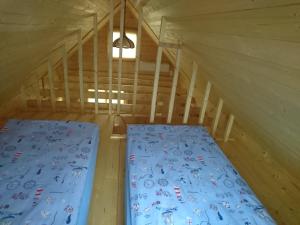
[1,1,300,224]
[139,0,300,181]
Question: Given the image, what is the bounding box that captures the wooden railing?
[19,0,235,143]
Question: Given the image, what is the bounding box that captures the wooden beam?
[150,46,163,123]
[81,13,97,18]
[183,61,198,124]
[159,16,167,41]
[212,98,224,137]
[20,86,27,110]
[224,114,235,142]
[132,6,142,115]
[149,16,167,123]
[78,29,84,112]
[93,15,99,114]
[62,45,70,111]
[159,41,181,49]
[108,0,114,114]
[36,80,42,110]
[199,81,212,124]
[117,0,125,115]
[47,59,56,112]
[114,114,120,127]
[167,48,181,123]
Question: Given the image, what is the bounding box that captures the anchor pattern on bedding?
[0,119,98,225]
[127,125,276,225]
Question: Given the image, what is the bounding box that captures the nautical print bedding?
[0,119,99,225]
[126,125,276,225]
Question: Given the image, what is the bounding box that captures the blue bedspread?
[0,119,99,225]
[126,125,276,225]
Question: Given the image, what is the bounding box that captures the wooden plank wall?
[220,123,300,225]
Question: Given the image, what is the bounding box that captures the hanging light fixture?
[113,0,135,49]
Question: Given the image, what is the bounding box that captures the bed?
[125,125,276,225]
[0,119,100,225]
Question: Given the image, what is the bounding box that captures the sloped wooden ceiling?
[140,0,300,181]
[0,0,111,106]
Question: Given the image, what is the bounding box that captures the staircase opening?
[88,89,125,105]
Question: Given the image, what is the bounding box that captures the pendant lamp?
[113,0,135,49]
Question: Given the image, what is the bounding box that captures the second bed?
[125,125,275,225]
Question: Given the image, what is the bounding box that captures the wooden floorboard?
[88,115,121,225]
[117,140,126,225]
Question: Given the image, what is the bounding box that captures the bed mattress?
[125,125,275,225]
[0,119,99,225]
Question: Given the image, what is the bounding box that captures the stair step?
[38,88,184,98]
[61,76,173,87]
[37,89,195,105]
[40,84,173,97]
[52,82,172,92]
[55,69,173,82]
[26,100,200,117]
[119,115,205,125]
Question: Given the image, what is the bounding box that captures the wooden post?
[36,80,42,110]
[20,86,27,110]
[93,15,99,114]
[212,98,224,137]
[108,0,114,114]
[167,48,181,123]
[150,46,163,123]
[224,114,235,142]
[199,81,212,124]
[47,59,56,112]
[132,6,142,115]
[78,29,84,112]
[159,16,167,41]
[62,45,70,111]
[117,0,125,115]
[183,61,198,124]
[149,16,166,123]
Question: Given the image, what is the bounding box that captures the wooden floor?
[87,115,125,225]
[1,111,299,225]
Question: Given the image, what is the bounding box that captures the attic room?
[0,0,299,224]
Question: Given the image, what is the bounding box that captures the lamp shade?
[113,33,135,49]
